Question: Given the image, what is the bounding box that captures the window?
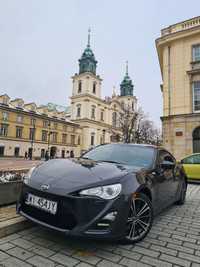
[62,134,67,144]
[182,154,200,164]
[43,120,49,128]
[63,125,68,132]
[29,128,35,140]
[2,112,8,121]
[53,122,58,129]
[16,115,23,123]
[193,81,200,112]
[77,104,81,117]
[71,135,75,145]
[52,132,58,143]
[30,118,36,126]
[193,45,200,62]
[77,136,81,145]
[112,112,117,127]
[93,82,96,94]
[0,124,8,136]
[91,106,96,119]
[2,97,8,105]
[158,150,175,164]
[91,133,95,146]
[42,130,48,142]
[16,126,23,138]
[100,110,104,121]
[78,81,82,93]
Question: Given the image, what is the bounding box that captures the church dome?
[79,29,97,75]
[120,62,134,96]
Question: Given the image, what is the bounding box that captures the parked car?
[181,153,200,181]
[17,144,187,243]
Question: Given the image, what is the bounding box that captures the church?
[69,30,137,153]
[0,30,137,158]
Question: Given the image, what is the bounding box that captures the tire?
[176,179,187,205]
[121,193,153,244]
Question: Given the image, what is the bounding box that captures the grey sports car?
[17,144,187,243]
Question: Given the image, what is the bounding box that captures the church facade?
[69,30,137,152]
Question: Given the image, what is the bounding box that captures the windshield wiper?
[98,160,122,164]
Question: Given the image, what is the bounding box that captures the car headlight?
[79,184,122,200]
[24,166,36,185]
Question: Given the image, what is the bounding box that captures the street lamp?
[47,121,53,153]
[30,119,36,160]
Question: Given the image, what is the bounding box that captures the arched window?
[76,104,81,118]
[112,112,117,127]
[93,82,96,94]
[193,126,200,153]
[78,81,82,93]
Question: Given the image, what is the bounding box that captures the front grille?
[21,186,77,230]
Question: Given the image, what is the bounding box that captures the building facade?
[156,16,200,160]
[0,94,82,158]
[0,30,137,158]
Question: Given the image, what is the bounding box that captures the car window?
[158,150,175,164]
[182,154,200,164]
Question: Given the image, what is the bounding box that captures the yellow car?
[181,153,200,181]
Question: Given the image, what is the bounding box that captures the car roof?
[103,143,161,149]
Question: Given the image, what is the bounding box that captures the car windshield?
[81,144,155,168]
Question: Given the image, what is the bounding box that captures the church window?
[91,105,96,119]
[76,104,81,117]
[112,112,117,128]
[93,82,96,94]
[78,81,82,93]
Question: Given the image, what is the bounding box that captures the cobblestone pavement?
[0,184,200,267]
[0,159,42,171]
[0,205,19,223]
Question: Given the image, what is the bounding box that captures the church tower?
[118,61,136,111]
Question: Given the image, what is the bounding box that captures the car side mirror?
[161,160,175,170]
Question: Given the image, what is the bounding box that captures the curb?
[0,217,33,238]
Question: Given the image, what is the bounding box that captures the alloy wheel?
[125,195,152,242]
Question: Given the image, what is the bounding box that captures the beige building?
[156,16,200,160]
[0,94,82,158]
[0,30,137,158]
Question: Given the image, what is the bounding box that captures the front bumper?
[17,184,130,240]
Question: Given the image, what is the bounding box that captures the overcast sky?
[0,1,200,126]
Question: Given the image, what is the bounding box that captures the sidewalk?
[0,205,32,238]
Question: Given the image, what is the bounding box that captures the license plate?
[26,193,57,215]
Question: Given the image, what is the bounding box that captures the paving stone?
[114,247,142,261]
[95,250,122,262]
[27,255,57,267]
[167,243,194,254]
[160,253,191,267]
[0,251,10,261]
[6,246,34,260]
[119,257,151,267]
[178,252,200,264]
[28,244,56,257]
[50,253,80,266]
[76,263,93,267]
[10,238,34,249]
[0,243,15,251]
[0,257,33,267]
[132,246,160,258]
[72,251,101,265]
[150,244,177,256]
[141,255,172,267]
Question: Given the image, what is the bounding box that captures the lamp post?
[30,120,36,160]
[47,121,53,154]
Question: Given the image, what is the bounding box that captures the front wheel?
[122,193,153,244]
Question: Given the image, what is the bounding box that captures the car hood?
[28,158,141,195]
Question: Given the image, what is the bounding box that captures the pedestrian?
[70,150,74,158]
[45,150,49,161]
[24,151,28,160]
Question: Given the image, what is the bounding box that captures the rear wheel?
[122,193,153,244]
[176,179,187,205]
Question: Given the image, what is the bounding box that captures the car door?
[182,154,200,180]
[155,150,177,210]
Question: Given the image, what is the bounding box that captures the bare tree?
[119,106,162,145]
[118,105,138,143]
